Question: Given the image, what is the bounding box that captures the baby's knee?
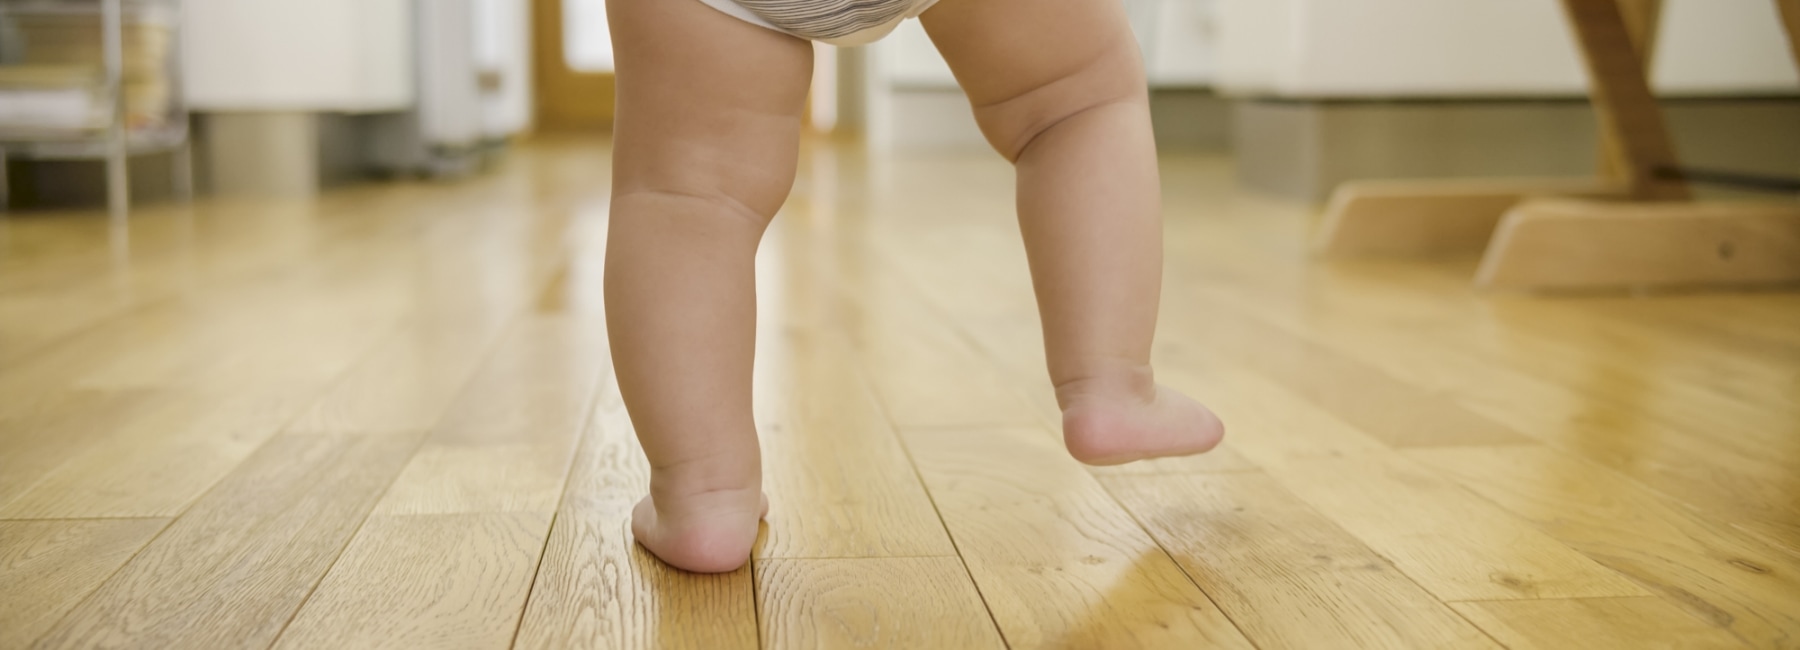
[968,42,1148,161]
[612,186,779,231]
[613,146,798,228]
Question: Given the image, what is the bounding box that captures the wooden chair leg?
[1315,178,1622,257]
[1596,0,1662,181]
[1476,198,1800,291]
[1778,0,1800,71]
[1560,0,1689,200]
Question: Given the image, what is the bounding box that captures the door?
[533,0,616,130]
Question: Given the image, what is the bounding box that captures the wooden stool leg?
[1476,199,1800,291]
[1597,0,1661,182]
[1777,0,1800,71]
[1314,178,1621,257]
[1560,0,1688,200]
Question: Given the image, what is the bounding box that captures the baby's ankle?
[647,453,761,501]
[1053,360,1158,410]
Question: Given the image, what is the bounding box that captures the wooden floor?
[2,137,1797,650]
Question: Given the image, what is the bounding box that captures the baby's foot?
[1057,369,1225,466]
[631,484,768,574]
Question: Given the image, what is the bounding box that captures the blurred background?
[1,0,1794,207]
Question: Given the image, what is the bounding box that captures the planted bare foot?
[631,484,768,574]
[1057,367,1225,466]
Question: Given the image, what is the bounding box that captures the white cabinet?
[1216,0,1799,97]
[182,0,411,111]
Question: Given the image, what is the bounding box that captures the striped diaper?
[698,0,940,46]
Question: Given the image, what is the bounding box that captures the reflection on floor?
[2,136,1796,649]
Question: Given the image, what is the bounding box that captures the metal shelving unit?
[0,0,191,219]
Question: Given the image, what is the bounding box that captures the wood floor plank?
[1102,472,1499,649]
[0,290,132,364]
[66,267,402,393]
[1411,446,1800,649]
[1166,239,1800,553]
[286,316,511,435]
[1584,293,1800,366]
[1114,346,1392,474]
[0,389,318,518]
[371,316,607,516]
[858,224,1067,426]
[517,511,758,650]
[31,433,419,649]
[866,245,1262,476]
[273,512,551,650]
[1269,454,1647,601]
[0,519,168,649]
[1289,261,1800,475]
[754,332,957,559]
[0,301,216,420]
[1157,299,1533,450]
[514,385,759,650]
[4,139,1796,650]
[757,557,1006,650]
[848,273,1044,429]
[0,390,161,508]
[902,426,1255,649]
[1450,597,1746,650]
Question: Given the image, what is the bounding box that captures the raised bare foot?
[1057,367,1225,466]
[631,485,768,573]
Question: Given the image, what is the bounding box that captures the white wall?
[1217,0,1799,97]
[184,0,413,111]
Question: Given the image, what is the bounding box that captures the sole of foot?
[631,489,769,573]
[1061,383,1225,466]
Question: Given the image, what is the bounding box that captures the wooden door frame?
[531,0,616,131]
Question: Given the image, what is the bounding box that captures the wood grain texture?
[1132,347,1391,472]
[850,274,1044,429]
[757,558,1005,650]
[0,390,161,508]
[372,316,608,516]
[514,387,759,650]
[517,512,758,650]
[1164,228,1800,554]
[32,434,420,650]
[1451,597,1744,650]
[0,519,168,649]
[1102,472,1498,649]
[0,389,320,518]
[904,426,1254,650]
[755,332,957,559]
[1412,446,1800,649]
[1269,454,1646,601]
[1156,298,1532,449]
[286,317,510,435]
[273,513,552,650]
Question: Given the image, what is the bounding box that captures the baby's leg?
[920,0,1223,464]
[605,0,810,572]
